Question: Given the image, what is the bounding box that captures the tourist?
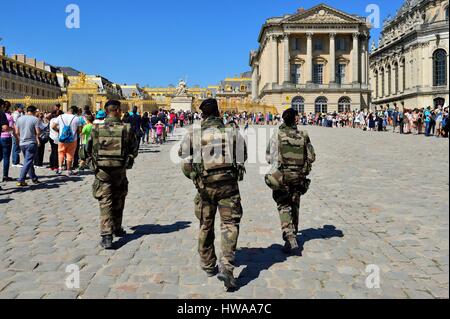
[141,112,150,144]
[155,121,165,144]
[129,106,143,144]
[15,105,41,187]
[0,101,15,183]
[11,104,25,167]
[150,111,159,144]
[48,111,61,171]
[94,110,106,124]
[34,112,50,168]
[79,115,94,170]
[52,106,82,176]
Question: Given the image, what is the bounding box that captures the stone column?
[399,62,404,93]
[329,33,336,84]
[306,32,313,83]
[251,63,258,101]
[271,35,279,85]
[352,32,360,83]
[283,35,291,84]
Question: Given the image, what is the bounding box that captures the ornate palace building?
[369,0,449,110]
[0,46,62,99]
[249,4,371,114]
[143,72,253,110]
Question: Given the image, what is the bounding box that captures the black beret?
[199,99,219,117]
[282,108,297,126]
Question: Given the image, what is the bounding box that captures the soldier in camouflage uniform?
[85,100,139,250]
[266,108,316,254]
[179,98,247,291]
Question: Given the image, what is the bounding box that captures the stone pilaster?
[252,63,259,101]
[329,33,336,83]
[271,35,279,85]
[352,32,360,84]
[283,35,290,84]
[306,32,313,83]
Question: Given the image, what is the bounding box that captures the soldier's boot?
[218,268,237,292]
[203,266,218,277]
[100,235,114,250]
[114,228,127,238]
[282,236,300,254]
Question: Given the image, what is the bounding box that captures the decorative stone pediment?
[283,4,363,24]
[290,57,305,65]
[313,57,328,65]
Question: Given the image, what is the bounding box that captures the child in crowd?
[155,121,165,145]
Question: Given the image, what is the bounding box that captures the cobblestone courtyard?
[0,126,448,299]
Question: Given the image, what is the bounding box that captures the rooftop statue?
[176,79,188,96]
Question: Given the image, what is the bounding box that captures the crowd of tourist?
[1,97,448,190]
[0,98,195,189]
[295,106,449,137]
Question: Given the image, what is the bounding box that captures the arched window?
[315,96,328,114]
[292,96,305,114]
[338,97,351,113]
[380,68,385,97]
[433,49,447,87]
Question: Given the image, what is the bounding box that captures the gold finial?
[79,72,87,85]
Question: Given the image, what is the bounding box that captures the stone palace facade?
[369,0,449,110]
[249,4,371,114]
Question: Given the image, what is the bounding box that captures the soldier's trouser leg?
[195,193,218,271]
[93,178,115,236]
[292,192,301,235]
[111,177,129,232]
[218,194,243,272]
[273,190,296,241]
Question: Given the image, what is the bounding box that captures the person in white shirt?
[51,106,82,176]
[49,110,61,171]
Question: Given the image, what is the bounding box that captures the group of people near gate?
[0,97,197,190]
[296,105,450,138]
[131,109,195,145]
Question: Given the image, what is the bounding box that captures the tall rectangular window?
[291,64,301,84]
[336,64,346,84]
[313,64,323,84]
[336,38,346,51]
[314,39,323,51]
[292,38,301,51]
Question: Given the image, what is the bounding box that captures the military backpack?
[92,123,131,168]
[277,127,307,168]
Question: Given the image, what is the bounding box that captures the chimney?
[14,54,26,63]
[0,46,5,56]
[36,61,45,70]
[297,7,305,13]
[26,57,36,67]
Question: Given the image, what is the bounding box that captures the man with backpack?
[265,108,316,254]
[85,100,139,250]
[178,99,247,292]
[52,106,82,176]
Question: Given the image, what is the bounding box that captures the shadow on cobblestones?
[235,225,344,289]
[114,221,192,250]
[297,225,344,255]
[0,197,13,204]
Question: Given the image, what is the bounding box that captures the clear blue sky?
[0,0,404,87]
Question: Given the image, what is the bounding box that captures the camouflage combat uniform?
[88,116,139,236]
[179,116,247,273]
[266,124,316,242]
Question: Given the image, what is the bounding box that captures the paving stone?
[0,126,447,299]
